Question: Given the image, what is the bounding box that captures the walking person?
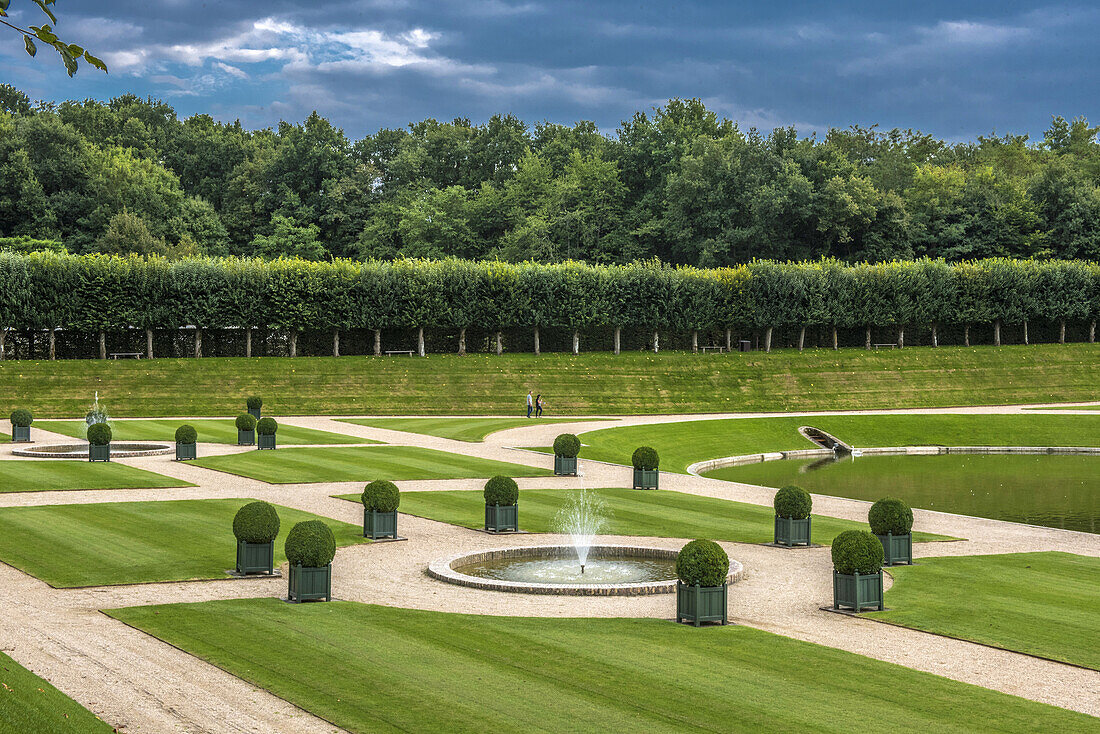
[535,394,544,418]
[526,390,533,418]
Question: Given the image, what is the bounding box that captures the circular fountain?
[12,442,173,458]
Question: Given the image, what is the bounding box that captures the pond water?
[704,453,1099,534]
[453,556,677,585]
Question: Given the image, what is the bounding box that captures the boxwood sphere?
[676,539,730,587]
[831,530,885,575]
[631,446,659,470]
[9,409,32,427]
[232,501,280,543]
[235,413,257,431]
[86,422,112,445]
[868,497,914,536]
[175,424,197,444]
[256,417,278,435]
[483,475,519,506]
[553,433,581,458]
[284,520,337,567]
[773,485,812,519]
[246,396,263,410]
[362,480,400,512]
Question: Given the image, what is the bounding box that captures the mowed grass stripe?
[0,651,114,733]
[0,459,190,493]
[338,416,601,442]
[34,418,366,445]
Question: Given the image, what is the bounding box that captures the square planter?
[485,503,518,533]
[833,570,884,612]
[11,425,31,443]
[257,433,276,450]
[288,563,332,602]
[633,468,659,490]
[676,582,728,626]
[554,455,577,476]
[176,442,197,461]
[236,540,275,575]
[364,509,398,540]
[88,443,110,462]
[774,516,812,546]
[237,429,255,446]
[248,407,262,420]
[876,533,913,566]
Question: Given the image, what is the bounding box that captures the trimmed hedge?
[773,485,812,520]
[831,530,885,575]
[676,539,730,587]
[868,497,914,536]
[86,422,112,445]
[362,480,400,512]
[235,413,257,431]
[256,417,278,435]
[175,424,197,444]
[246,396,263,410]
[284,520,337,567]
[484,475,519,506]
[232,501,281,543]
[9,409,32,427]
[631,446,659,470]
[553,433,581,458]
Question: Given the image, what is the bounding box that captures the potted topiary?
[232,501,280,575]
[831,530,885,612]
[9,409,32,443]
[773,485,812,546]
[553,433,580,476]
[869,497,914,566]
[362,479,400,539]
[87,422,112,462]
[285,519,336,602]
[246,395,263,420]
[632,446,659,489]
[236,413,256,446]
[484,475,519,532]
[256,417,278,450]
[675,539,730,626]
[175,424,197,460]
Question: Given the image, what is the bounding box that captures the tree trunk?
[572,330,580,355]
[245,328,252,358]
[50,328,57,360]
[864,326,871,350]
[832,325,838,350]
[289,330,297,358]
[964,325,970,347]
[1090,319,1096,343]
[691,329,698,354]
[458,327,466,356]
[533,326,540,356]
[613,326,621,355]
[417,327,425,357]
[99,331,106,359]
[1023,320,1029,345]
[1059,320,1066,344]
[495,331,503,356]
[194,328,203,358]
[764,326,773,353]
[993,319,1001,347]
[897,326,905,349]
[0,329,6,360]
[374,329,381,356]
[652,330,659,353]
[931,323,938,348]
[798,325,805,352]
[145,328,153,359]
[725,328,731,352]
[333,329,340,358]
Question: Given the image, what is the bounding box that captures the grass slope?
[338,416,602,442]
[0,651,113,734]
[189,446,551,484]
[339,488,951,544]
[0,459,190,493]
[2,345,1098,417]
[0,499,367,587]
[107,599,1098,733]
[34,418,364,445]
[869,552,1100,670]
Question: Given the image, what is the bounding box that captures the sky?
[2,1,1097,141]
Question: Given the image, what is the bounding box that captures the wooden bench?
[872,343,898,349]
[384,350,416,357]
[700,346,725,354]
[109,352,143,359]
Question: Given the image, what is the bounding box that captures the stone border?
[11,442,174,459]
[429,544,743,596]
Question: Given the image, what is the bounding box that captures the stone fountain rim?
[11,442,174,458]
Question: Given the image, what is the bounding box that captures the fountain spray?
[552,485,608,576]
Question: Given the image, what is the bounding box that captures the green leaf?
[24,35,37,57]
[31,0,57,23]
[58,46,77,77]
[66,43,83,57]
[0,0,10,14]
[84,52,107,73]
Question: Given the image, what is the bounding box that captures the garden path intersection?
[0,404,1096,732]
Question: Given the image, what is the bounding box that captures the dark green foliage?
[676,539,730,587]
[285,519,337,567]
[256,417,278,435]
[831,530,885,575]
[232,501,281,543]
[773,485,811,519]
[9,409,32,426]
[362,480,400,512]
[868,497,914,536]
[175,424,197,444]
[483,475,519,506]
[246,396,263,410]
[235,413,256,431]
[553,433,581,458]
[631,446,659,470]
[86,422,111,445]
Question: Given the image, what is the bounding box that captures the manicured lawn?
[0,651,113,733]
[107,599,1097,733]
[868,552,1100,670]
[34,418,365,445]
[189,446,551,483]
[337,487,951,544]
[0,499,367,587]
[338,416,605,442]
[0,459,190,493]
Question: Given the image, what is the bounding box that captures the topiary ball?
[9,409,32,427]
[86,422,112,446]
[484,475,519,506]
[236,413,257,431]
[553,433,581,458]
[773,485,812,519]
[175,424,197,444]
[232,501,280,543]
[831,530,885,575]
[256,417,278,435]
[631,446,659,470]
[868,497,914,536]
[285,520,337,567]
[676,539,730,587]
[362,480,400,512]
[246,396,263,410]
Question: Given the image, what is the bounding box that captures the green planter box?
[237,429,255,446]
[257,433,276,450]
[288,563,332,602]
[633,468,659,490]
[248,407,262,420]
[236,540,275,575]
[554,455,577,476]
[833,570,884,612]
[364,509,397,539]
[176,442,197,461]
[88,443,110,462]
[485,503,519,532]
[676,582,728,626]
[11,425,31,443]
[876,533,913,566]
[774,516,811,546]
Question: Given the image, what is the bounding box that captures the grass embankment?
[34,418,363,445]
[1,344,1097,416]
[338,416,601,442]
[0,651,113,733]
[189,446,551,484]
[0,459,190,493]
[338,488,950,544]
[0,499,367,587]
[106,599,1098,733]
[869,552,1100,670]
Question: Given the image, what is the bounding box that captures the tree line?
[1,85,1099,266]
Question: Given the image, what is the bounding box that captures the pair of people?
[526,391,546,418]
